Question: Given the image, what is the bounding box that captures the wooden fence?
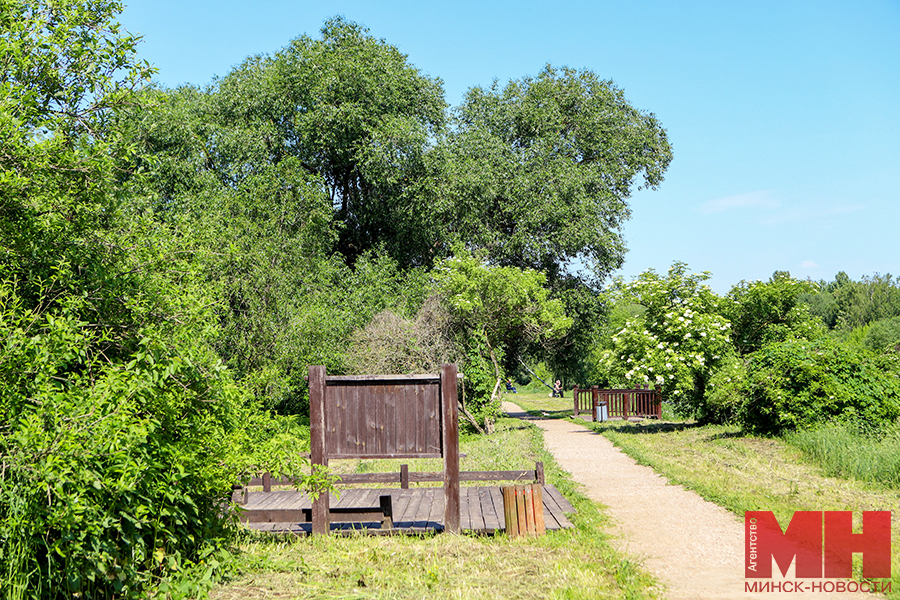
[234,461,546,500]
[572,386,662,421]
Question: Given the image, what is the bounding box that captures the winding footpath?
[502,402,876,600]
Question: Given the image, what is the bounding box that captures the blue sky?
[119,0,900,293]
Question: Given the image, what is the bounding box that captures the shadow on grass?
[597,421,697,434]
[592,420,752,442]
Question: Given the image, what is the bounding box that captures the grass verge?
[209,412,659,600]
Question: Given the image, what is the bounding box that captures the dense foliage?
[435,250,572,430]
[739,338,900,434]
[5,1,900,595]
[431,66,672,281]
[598,264,732,418]
[598,266,900,434]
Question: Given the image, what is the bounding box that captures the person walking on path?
[501,401,874,600]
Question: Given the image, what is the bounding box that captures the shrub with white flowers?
[599,263,733,416]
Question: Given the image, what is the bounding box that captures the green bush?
[704,354,749,424]
[738,338,900,435]
[0,287,319,598]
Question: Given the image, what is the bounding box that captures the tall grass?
[785,422,900,488]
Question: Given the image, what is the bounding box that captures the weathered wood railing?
[573,386,594,416]
[572,386,661,420]
[233,461,546,504]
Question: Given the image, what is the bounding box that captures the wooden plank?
[241,508,307,523]
[363,384,376,455]
[325,374,441,382]
[326,381,338,456]
[402,488,427,528]
[515,485,527,534]
[356,488,380,510]
[335,472,398,485]
[441,364,460,533]
[392,489,415,526]
[426,382,441,455]
[412,489,434,528]
[384,383,396,455]
[473,487,487,531]
[532,484,545,535]
[462,487,476,531]
[502,487,518,536]
[459,487,471,531]
[459,470,535,482]
[523,485,536,534]
[248,490,289,510]
[266,491,301,510]
[479,487,501,532]
[489,487,507,532]
[543,484,576,514]
[539,486,565,517]
[540,498,562,530]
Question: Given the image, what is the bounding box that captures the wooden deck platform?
[239,485,576,535]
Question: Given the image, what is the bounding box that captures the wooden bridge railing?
[572,386,662,421]
[233,462,546,504]
[573,386,594,416]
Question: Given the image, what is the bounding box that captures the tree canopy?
[431,66,672,281]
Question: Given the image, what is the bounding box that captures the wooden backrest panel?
[324,376,442,459]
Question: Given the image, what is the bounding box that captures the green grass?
[209,413,660,600]
[785,422,900,488]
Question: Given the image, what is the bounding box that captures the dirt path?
[502,402,876,600]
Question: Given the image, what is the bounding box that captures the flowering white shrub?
[599,263,732,415]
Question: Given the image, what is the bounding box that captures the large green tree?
[430,65,672,281]
[724,271,823,356]
[435,249,572,431]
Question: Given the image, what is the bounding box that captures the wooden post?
[515,485,527,533]
[523,485,536,534]
[591,386,599,422]
[309,365,329,535]
[535,461,545,485]
[441,364,460,533]
[502,487,519,536]
[532,484,546,534]
[502,483,545,537]
[573,385,579,416]
[262,472,271,493]
[400,464,409,489]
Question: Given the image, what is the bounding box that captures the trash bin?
[595,401,608,422]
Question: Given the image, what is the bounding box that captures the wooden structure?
[502,483,545,537]
[573,385,662,421]
[308,364,461,534]
[233,364,578,535]
[234,483,575,535]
